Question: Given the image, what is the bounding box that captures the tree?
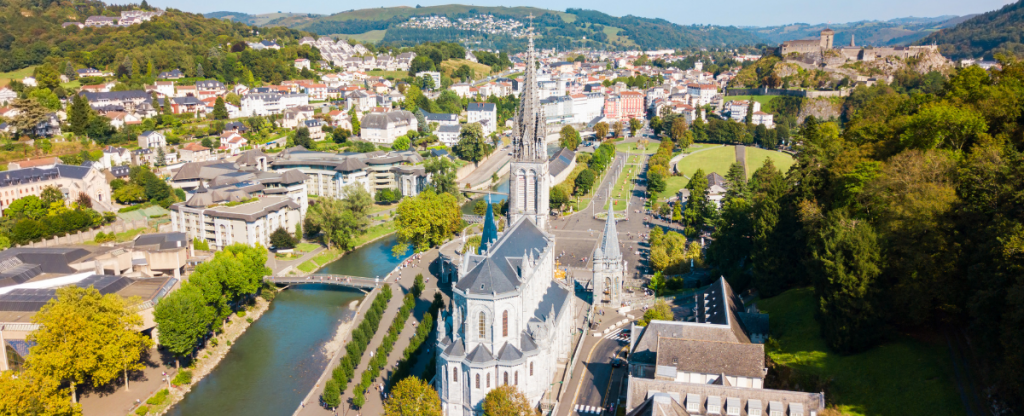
[559,125,581,150]
[294,127,312,148]
[628,118,643,137]
[40,186,64,206]
[424,156,458,195]
[682,168,712,234]
[671,117,690,147]
[810,212,883,353]
[454,123,490,166]
[385,376,441,416]
[5,195,47,220]
[212,97,229,120]
[68,94,92,136]
[395,190,461,252]
[574,169,596,196]
[0,369,81,416]
[638,298,674,325]
[594,122,609,141]
[154,284,213,368]
[749,159,787,297]
[11,99,49,137]
[114,184,146,204]
[270,227,296,249]
[94,294,153,392]
[481,385,535,416]
[612,121,624,138]
[350,107,360,136]
[27,286,146,404]
[392,136,411,151]
[322,379,341,409]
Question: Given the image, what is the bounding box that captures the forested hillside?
[0,0,317,79]
[917,0,1024,59]
[746,15,967,46]
[705,63,1024,410]
[209,5,762,51]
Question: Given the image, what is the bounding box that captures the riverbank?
[295,222,398,275]
[148,293,275,416]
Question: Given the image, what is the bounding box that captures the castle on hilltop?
[779,28,938,63]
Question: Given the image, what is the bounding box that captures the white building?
[436,124,461,146]
[687,84,718,106]
[360,110,418,145]
[728,100,761,123]
[138,131,166,149]
[570,92,605,124]
[751,111,774,129]
[467,103,497,136]
[294,58,311,70]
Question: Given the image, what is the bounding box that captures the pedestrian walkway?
[295,248,447,416]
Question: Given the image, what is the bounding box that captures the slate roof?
[0,164,92,186]
[133,232,187,251]
[626,378,824,416]
[468,102,496,112]
[548,147,575,179]
[496,342,524,361]
[466,344,494,363]
[455,216,549,296]
[654,337,765,379]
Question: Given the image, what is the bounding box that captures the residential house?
[138,131,167,149]
[178,142,212,163]
[467,102,497,136]
[436,124,461,146]
[220,132,248,155]
[294,59,311,70]
[7,157,59,170]
[360,110,418,145]
[304,119,325,141]
[0,164,112,215]
[157,69,184,80]
[100,146,131,169]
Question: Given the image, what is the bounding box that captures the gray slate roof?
[455,217,549,296]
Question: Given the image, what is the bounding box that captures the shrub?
[172,369,193,386]
[246,317,253,323]
[236,310,246,317]
[135,405,149,416]
[145,389,169,406]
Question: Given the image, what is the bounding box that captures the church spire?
[598,202,621,260]
[479,196,498,254]
[512,16,545,162]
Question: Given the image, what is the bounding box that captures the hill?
[208,4,762,51]
[745,15,967,47]
[917,0,1024,59]
[205,11,314,27]
[0,0,318,82]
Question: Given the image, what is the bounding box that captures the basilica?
[435,30,577,416]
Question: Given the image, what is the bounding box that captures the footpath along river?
[165,235,411,416]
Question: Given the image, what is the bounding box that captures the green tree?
[322,379,341,409]
[628,117,643,137]
[395,190,461,252]
[212,97,229,120]
[574,169,596,195]
[682,168,712,233]
[270,227,296,249]
[594,122,609,141]
[350,107,360,136]
[559,125,581,150]
[671,117,691,148]
[114,185,146,204]
[392,136,411,151]
[899,103,988,152]
[293,127,312,148]
[384,376,441,416]
[638,298,674,325]
[424,156,458,195]
[11,99,49,137]
[454,123,490,166]
[749,159,787,297]
[481,385,535,416]
[68,94,92,136]
[810,212,883,353]
[154,284,214,368]
[40,185,64,206]
[93,294,153,392]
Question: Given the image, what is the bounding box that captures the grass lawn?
[759,288,963,416]
[296,222,397,273]
[675,145,794,181]
[724,95,780,112]
[83,226,151,245]
[615,142,657,155]
[335,30,387,43]
[440,59,492,81]
[366,69,408,80]
[0,66,36,87]
[605,158,642,210]
[295,242,320,252]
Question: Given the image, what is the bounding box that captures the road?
[459,145,513,188]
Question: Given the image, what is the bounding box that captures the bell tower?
[508,15,549,230]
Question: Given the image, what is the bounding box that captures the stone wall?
[725,87,850,99]
[19,218,149,248]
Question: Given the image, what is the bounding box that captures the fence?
[18,218,149,248]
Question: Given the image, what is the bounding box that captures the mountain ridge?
[916,0,1024,59]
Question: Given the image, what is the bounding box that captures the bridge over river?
[263,274,382,291]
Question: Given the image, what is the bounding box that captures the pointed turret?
[479,199,498,254]
[598,203,621,260]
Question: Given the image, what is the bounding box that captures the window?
[504,372,508,385]
[478,312,486,339]
[502,311,508,337]
[476,374,480,389]
[515,371,518,385]
[454,369,458,382]
[530,362,533,376]
[486,373,490,388]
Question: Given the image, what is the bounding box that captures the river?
[165,234,411,416]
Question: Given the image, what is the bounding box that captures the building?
[178,142,212,163]
[687,84,718,107]
[435,35,573,416]
[294,58,311,70]
[415,71,442,89]
[540,95,573,125]
[422,110,459,126]
[593,204,626,306]
[751,111,775,129]
[436,124,462,146]
[7,157,59,171]
[727,100,761,123]
[100,146,131,169]
[0,164,112,215]
[467,103,497,136]
[780,28,834,55]
[138,130,166,149]
[171,192,301,250]
[360,110,418,145]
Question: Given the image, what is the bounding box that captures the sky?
[151,0,1017,27]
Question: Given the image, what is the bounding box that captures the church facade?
[435,29,576,416]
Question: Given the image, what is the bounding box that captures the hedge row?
[352,292,417,408]
[321,284,393,408]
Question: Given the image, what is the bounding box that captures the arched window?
[504,371,508,386]
[478,312,486,339]
[486,373,490,388]
[515,371,518,385]
[476,374,480,389]
[502,310,508,337]
[454,368,458,382]
[530,361,534,376]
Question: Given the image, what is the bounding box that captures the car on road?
[611,358,626,368]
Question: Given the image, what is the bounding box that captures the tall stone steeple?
[593,203,625,306]
[507,16,550,230]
